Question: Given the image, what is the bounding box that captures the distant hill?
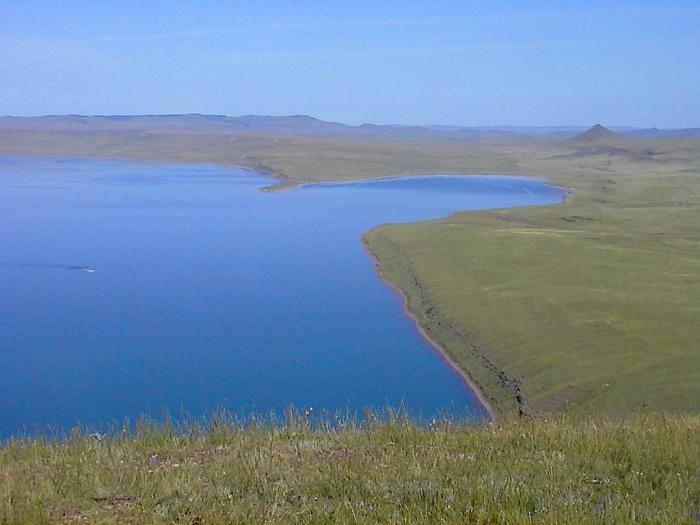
[570,124,619,143]
[0,114,697,140]
[0,114,525,139]
[623,127,700,138]
[552,123,696,162]
[0,114,352,135]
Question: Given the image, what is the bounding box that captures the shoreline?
[361,239,496,422]
[4,152,564,420]
[359,179,570,421]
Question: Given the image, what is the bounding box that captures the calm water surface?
[0,157,565,436]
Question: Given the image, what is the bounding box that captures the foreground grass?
[1,413,698,524]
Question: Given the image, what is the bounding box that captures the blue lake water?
[0,157,565,436]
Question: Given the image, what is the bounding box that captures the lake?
[0,157,565,436]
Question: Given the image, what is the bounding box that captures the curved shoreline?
[5,153,562,421]
[359,180,569,422]
[361,239,496,421]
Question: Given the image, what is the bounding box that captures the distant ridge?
[623,127,700,138]
[0,114,523,139]
[571,124,619,143]
[0,115,697,139]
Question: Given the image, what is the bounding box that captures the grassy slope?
[1,130,698,416]
[1,414,698,524]
[365,139,700,416]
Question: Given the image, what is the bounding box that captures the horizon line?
[1,113,698,131]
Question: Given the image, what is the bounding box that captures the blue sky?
[1,1,698,127]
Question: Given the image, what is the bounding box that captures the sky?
[1,1,699,127]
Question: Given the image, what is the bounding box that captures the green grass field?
[2,413,698,524]
[365,137,700,416]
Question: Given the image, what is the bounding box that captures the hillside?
[364,135,700,416]
[570,124,619,142]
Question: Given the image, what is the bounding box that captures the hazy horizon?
[2,1,699,128]
[0,113,695,131]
